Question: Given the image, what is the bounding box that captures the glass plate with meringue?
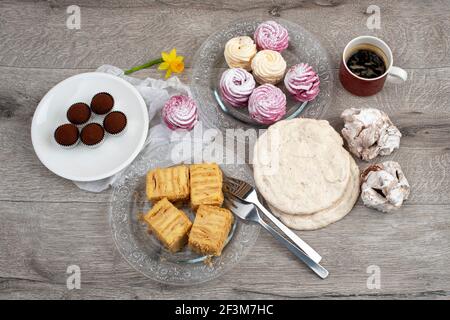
[192,18,333,130]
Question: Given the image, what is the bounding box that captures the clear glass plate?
[109,142,260,285]
[191,18,333,130]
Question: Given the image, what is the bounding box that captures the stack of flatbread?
[253,118,359,230]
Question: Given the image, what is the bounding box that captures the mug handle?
[387,66,408,84]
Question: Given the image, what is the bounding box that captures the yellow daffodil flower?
[124,48,185,78]
[158,48,185,79]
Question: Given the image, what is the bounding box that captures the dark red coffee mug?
[339,36,407,96]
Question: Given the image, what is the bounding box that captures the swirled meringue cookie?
[284,63,320,102]
[251,50,287,85]
[162,95,198,131]
[224,36,257,71]
[219,68,256,107]
[254,20,289,52]
[248,84,286,124]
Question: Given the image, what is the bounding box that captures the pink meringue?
[284,63,320,102]
[254,21,289,52]
[219,68,256,107]
[162,95,198,131]
[248,84,286,124]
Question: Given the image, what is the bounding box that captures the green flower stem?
[124,57,164,75]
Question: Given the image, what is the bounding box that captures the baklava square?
[146,165,190,203]
[190,163,224,210]
[144,198,192,253]
[188,205,234,256]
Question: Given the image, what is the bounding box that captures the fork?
[223,175,322,264]
[224,196,329,279]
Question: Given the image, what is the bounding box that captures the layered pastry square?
[188,205,234,256]
[190,163,224,210]
[146,165,190,203]
[144,198,192,253]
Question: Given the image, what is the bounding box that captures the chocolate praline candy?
[80,123,105,146]
[54,123,79,147]
[67,102,91,125]
[91,92,114,115]
[103,111,127,134]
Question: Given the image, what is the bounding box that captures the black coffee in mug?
[346,44,387,79]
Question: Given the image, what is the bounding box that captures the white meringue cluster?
[341,108,401,161]
[361,161,410,213]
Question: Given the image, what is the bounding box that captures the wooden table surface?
[1,0,449,300]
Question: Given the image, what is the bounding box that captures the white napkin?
[72,65,191,192]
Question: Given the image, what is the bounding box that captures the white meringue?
[251,50,287,85]
[341,108,401,161]
[224,36,257,71]
[361,161,410,213]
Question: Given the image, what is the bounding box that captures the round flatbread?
[264,153,352,216]
[253,118,351,214]
[270,158,360,230]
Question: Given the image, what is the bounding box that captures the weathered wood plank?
[1,201,449,299]
[0,66,449,204]
[1,115,449,205]
[0,1,449,70]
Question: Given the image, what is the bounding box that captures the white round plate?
[31,72,149,182]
